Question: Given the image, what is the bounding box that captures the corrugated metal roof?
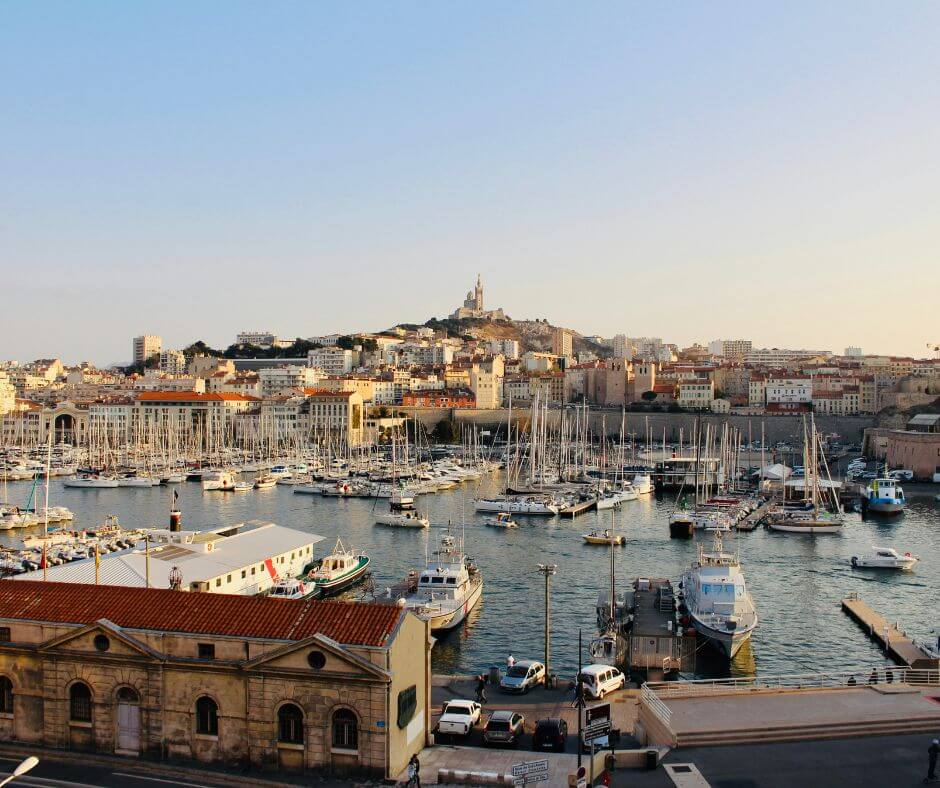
[0,580,404,647]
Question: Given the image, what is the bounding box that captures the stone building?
[0,581,429,779]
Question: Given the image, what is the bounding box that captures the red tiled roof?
[303,388,355,398]
[0,581,404,647]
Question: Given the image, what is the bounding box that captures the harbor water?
[3,475,938,679]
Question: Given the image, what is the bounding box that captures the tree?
[641,390,658,402]
[432,418,460,444]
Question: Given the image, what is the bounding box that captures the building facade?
[0,581,429,779]
[132,336,162,365]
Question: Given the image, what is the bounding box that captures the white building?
[159,349,187,375]
[236,331,279,348]
[0,370,15,415]
[132,335,162,365]
[307,334,342,347]
[258,365,321,397]
[765,377,812,405]
[844,346,863,357]
[307,348,354,375]
[707,339,752,359]
[552,329,573,360]
[486,339,520,360]
[677,380,714,410]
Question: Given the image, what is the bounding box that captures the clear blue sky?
[2,2,938,364]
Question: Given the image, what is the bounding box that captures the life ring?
[904,552,912,557]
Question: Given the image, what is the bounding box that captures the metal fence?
[644,667,940,699]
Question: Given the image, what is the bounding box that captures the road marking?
[112,772,218,788]
[664,762,710,787]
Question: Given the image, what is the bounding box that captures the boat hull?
[312,556,371,596]
[866,499,904,514]
[414,577,483,632]
[767,520,843,533]
[691,616,755,659]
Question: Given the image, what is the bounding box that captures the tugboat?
[863,476,906,515]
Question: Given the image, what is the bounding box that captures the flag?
[173,488,179,505]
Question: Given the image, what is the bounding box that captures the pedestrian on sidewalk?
[928,738,939,782]
[475,674,487,705]
[406,753,421,787]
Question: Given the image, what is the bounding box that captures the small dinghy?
[583,529,625,546]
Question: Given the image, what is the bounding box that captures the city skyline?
[3,2,939,363]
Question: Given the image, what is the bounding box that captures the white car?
[500,659,546,694]
[888,469,913,481]
[436,700,482,738]
[578,664,625,700]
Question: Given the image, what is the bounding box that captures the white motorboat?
[233,481,253,492]
[400,531,483,632]
[202,471,237,491]
[160,473,186,484]
[678,531,758,659]
[850,547,918,571]
[268,577,318,600]
[474,496,559,515]
[63,474,119,488]
[484,513,518,529]
[631,473,654,496]
[375,510,429,528]
[254,474,278,490]
[864,478,906,515]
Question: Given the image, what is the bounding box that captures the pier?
[626,577,695,680]
[558,498,597,518]
[841,594,940,670]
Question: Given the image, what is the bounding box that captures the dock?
[841,594,940,670]
[559,498,597,518]
[735,500,772,531]
[626,577,695,680]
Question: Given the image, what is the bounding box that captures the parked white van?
[578,664,625,699]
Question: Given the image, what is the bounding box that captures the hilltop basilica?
[449,274,507,321]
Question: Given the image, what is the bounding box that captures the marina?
[1,468,938,679]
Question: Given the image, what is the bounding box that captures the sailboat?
[767,416,844,534]
[589,513,627,664]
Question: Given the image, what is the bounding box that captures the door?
[116,700,140,753]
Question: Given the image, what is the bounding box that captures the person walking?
[507,654,515,670]
[406,753,421,787]
[928,738,939,782]
[475,674,487,706]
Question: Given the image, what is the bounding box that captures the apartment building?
[132,335,162,365]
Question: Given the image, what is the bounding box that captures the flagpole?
[145,534,150,588]
[95,543,100,585]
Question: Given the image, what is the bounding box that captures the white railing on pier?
[640,683,672,727]
[644,667,940,699]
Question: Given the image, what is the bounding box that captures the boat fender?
[905,552,912,557]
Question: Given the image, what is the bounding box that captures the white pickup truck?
[436,699,482,738]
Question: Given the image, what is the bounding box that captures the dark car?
[533,717,568,752]
[483,710,525,747]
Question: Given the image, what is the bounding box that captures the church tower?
[474,274,484,310]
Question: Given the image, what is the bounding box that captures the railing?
[644,667,940,699]
[640,683,673,727]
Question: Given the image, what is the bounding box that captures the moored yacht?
[202,471,237,491]
[400,530,483,632]
[63,473,119,488]
[375,509,429,528]
[678,532,757,659]
[474,496,559,515]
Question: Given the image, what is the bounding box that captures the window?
[0,628,10,643]
[397,685,417,729]
[94,634,110,652]
[198,643,216,660]
[0,676,12,714]
[241,570,246,579]
[306,650,326,670]
[278,703,304,744]
[331,708,358,751]
[70,682,92,722]
[215,578,221,588]
[195,696,218,736]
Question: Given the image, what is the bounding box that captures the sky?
[2,2,938,365]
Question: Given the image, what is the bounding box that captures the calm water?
[3,475,939,679]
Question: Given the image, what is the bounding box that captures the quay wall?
[394,408,875,445]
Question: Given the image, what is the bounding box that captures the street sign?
[583,719,612,742]
[586,702,610,724]
[511,759,549,785]
[512,759,549,778]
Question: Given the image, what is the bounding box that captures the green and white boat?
[306,538,371,596]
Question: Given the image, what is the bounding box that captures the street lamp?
[0,756,39,786]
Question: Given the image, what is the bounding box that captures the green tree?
[641,390,658,402]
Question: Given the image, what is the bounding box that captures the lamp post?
[537,564,557,684]
[0,756,39,787]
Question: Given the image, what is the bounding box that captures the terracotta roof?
[303,388,355,398]
[137,392,258,402]
[0,580,403,647]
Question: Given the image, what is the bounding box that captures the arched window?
[70,682,92,722]
[116,687,139,704]
[278,703,304,744]
[195,696,218,736]
[331,708,358,751]
[0,676,12,714]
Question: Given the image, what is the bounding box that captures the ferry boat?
[400,531,483,632]
[306,538,371,595]
[678,531,758,659]
[864,477,906,515]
